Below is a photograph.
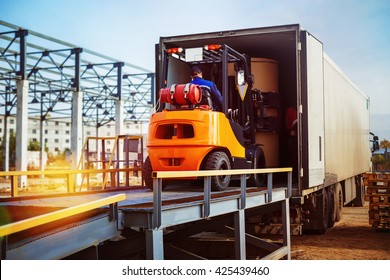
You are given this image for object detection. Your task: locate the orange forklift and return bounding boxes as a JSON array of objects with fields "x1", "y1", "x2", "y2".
[{"x1": 143, "y1": 44, "x2": 267, "y2": 191}]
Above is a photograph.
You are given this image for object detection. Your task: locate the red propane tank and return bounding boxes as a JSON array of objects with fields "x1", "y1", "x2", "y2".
[{"x1": 159, "y1": 83, "x2": 202, "y2": 106}]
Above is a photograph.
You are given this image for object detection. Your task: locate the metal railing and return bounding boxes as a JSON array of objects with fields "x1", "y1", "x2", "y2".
[
  {"x1": 151, "y1": 167, "x2": 292, "y2": 229},
  {"x1": 0, "y1": 193, "x2": 126, "y2": 237},
  {"x1": 0, "y1": 167, "x2": 141, "y2": 198}
]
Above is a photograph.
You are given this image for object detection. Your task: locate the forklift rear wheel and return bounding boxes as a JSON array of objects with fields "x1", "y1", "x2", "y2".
[{"x1": 143, "y1": 156, "x2": 169, "y2": 190}]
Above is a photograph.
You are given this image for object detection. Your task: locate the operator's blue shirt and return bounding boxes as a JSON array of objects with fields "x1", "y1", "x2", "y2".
[{"x1": 190, "y1": 76, "x2": 223, "y2": 110}]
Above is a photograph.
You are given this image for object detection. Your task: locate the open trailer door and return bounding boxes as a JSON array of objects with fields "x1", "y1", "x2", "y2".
[{"x1": 301, "y1": 31, "x2": 325, "y2": 189}]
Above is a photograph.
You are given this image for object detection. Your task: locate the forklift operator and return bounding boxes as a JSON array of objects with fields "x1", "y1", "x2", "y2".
[{"x1": 190, "y1": 66, "x2": 223, "y2": 111}]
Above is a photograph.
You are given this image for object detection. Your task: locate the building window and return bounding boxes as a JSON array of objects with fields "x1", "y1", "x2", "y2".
[
  {"x1": 45, "y1": 129, "x2": 48, "y2": 134},
  {"x1": 66, "y1": 130, "x2": 70, "y2": 134},
  {"x1": 55, "y1": 130, "x2": 59, "y2": 134},
  {"x1": 66, "y1": 139, "x2": 69, "y2": 143},
  {"x1": 9, "y1": 119, "x2": 14, "y2": 124},
  {"x1": 32, "y1": 129, "x2": 37, "y2": 134},
  {"x1": 55, "y1": 121, "x2": 59, "y2": 126},
  {"x1": 55, "y1": 139, "x2": 59, "y2": 143}
]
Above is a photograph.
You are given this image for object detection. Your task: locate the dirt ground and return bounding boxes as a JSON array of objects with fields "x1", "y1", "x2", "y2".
[
  {"x1": 1, "y1": 178, "x2": 389, "y2": 260},
  {"x1": 290, "y1": 202, "x2": 390, "y2": 260}
]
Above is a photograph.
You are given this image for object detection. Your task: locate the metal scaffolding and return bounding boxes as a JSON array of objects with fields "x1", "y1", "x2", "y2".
[{"x1": 0, "y1": 20, "x2": 154, "y2": 126}]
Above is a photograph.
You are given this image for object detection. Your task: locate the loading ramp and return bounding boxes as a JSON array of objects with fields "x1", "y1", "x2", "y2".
[{"x1": 0, "y1": 168, "x2": 292, "y2": 260}]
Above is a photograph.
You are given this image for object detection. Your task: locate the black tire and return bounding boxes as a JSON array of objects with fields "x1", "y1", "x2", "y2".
[
  {"x1": 320, "y1": 191, "x2": 329, "y2": 233},
  {"x1": 327, "y1": 186, "x2": 336, "y2": 228},
  {"x1": 302, "y1": 191, "x2": 329, "y2": 234},
  {"x1": 143, "y1": 156, "x2": 169, "y2": 190},
  {"x1": 353, "y1": 176, "x2": 365, "y2": 207},
  {"x1": 335, "y1": 183, "x2": 343, "y2": 222},
  {"x1": 248, "y1": 147, "x2": 266, "y2": 187},
  {"x1": 204, "y1": 151, "x2": 231, "y2": 191}
]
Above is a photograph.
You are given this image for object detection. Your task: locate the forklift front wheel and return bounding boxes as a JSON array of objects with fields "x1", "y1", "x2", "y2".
[{"x1": 204, "y1": 151, "x2": 231, "y2": 191}]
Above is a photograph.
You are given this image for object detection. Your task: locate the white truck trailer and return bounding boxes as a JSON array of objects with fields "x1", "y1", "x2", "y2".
[{"x1": 153, "y1": 24, "x2": 371, "y2": 233}]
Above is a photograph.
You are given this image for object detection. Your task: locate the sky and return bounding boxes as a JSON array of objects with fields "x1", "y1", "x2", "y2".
[{"x1": 1, "y1": 0, "x2": 389, "y2": 138}]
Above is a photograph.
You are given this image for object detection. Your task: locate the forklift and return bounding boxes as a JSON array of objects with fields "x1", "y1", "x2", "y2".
[{"x1": 143, "y1": 44, "x2": 267, "y2": 191}]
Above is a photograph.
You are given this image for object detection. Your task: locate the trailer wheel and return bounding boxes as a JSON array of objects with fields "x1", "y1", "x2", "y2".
[
  {"x1": 143, "y1": 156, "x2": 169, "y2": 190},
  {"x1": 204, "y1": 151, "x2": 231, "y2": 191},
  {"x1": 327, "y1": 186, "x2": 336, "y2": 228},
  {"x1": 335, "y1": 183, "x2": 343, "y2": 222},
  {"x1": 248, "y1": 147, "x2": 266, "y2": 187},
  {"x1": 353, "y1": 176, "x2": 365, "y2": 207},
  {"x1": 318, "y1": 191, "x2": 329, "y2": 234}
]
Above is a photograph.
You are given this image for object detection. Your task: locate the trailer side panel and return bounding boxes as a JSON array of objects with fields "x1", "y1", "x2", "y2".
[{"x1": 323, "y1": 54, "x2": 370, "y2": 190}]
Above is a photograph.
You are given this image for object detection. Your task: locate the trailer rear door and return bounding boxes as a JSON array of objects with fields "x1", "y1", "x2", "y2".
[{"x1": 301, "y1": 31, "x2": 325, "y2": 188}]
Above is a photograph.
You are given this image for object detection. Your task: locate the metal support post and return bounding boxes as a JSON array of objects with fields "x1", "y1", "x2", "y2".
[
  {"x1": 71, "y1": 90, "x2": 83, "y2": 184},
  {"x1": 234, "y1": 209, "x2": 246, "y2": 260},
  {"x1": 115, "y1": 100, "x2": 124, "y2": 186},
  {"x1": 222, "y1": 45, "x2": 228, "y2": 114},
  {"x1": 71, "y1": 48, "x2": 83, "y2": 186},
  {"x1": 115, "y1": 63, "x2": 124, "y2": 178},
  {"x1": 39, "y1": 94, "x2": 45, "y2": 176},
  {"x1": 267, "y1": 173, "x2": 273, "y2": 202},
  {"x1": 145, "y1": 229, "x2": 164, "y2": 260},
  {"x1": 287, "y1": 171, "x2": 292, "y2": 198},
  {"x1": 2, "y1": 110, "x2": 9, "y2": 173},
  {"x1": 240, "y1": 174, "x2": 246, "y2": 209},
  {"x1": 149, "y1": 73, "x2": 155, "y2": 106},
  {"x1": 15, "y1": 79, "x2": 28, "y2": 187},
  {"x1": 282, "y1": 198, "x2": 291, "y2": 260},
  {"x1": 16, "y1": 29, "x2": 28, "y2": 80},
  {"x1": 152, "y1": 178, "x2": 162, "y2": 229},
  {"x1": 203, "y1": 176, "x2": 211, "y2": 218}
]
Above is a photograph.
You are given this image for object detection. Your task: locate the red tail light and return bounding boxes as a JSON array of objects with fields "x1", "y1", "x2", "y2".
[
  {"x1": 204, "y1": 44, "x2": 221, "y2": 51},
  {"x1": 166, "y1": 47, "x2": 183, "y2": 54}
]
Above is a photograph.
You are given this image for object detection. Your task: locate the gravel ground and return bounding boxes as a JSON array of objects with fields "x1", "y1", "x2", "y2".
[{"x1": 291, "y1": 202, "x2": 390, "y2": 260}]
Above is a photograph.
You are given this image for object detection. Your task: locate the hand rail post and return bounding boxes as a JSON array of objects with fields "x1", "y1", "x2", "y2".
[
  {"x1": 287, "y1": 170, "x2": 292, "y2": 198},
  {"x1": 203, "y1": 176, "x2": 211, "y2": 218},
  {"x1": 152, "y1": 177, "x2": 162, "y2": 229},
  {"x1": 11, "y1": 175, "x2": 18, "y2": 197},
  {"x1": 267, "y1": 173, "x2": 273, "y2": 202},
  {"x1": 240, "y1": 174, "x2": 246, "y2": 209}
]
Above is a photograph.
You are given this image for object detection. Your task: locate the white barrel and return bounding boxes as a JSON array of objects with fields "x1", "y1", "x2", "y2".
[
  {"x1": 251, "y1": 58, "x2": 279, "y2": 167},
  {"x1": 251, "y1": 58, "x2": 279, "y2": 92}
]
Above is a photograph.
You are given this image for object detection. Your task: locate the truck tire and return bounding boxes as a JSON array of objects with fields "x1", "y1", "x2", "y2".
[
  {"x1": 143, "y1": 156, "x2": 169, "y2": 190},
  {"x1": 248, "y1": 147, "x2": 266, "y2": 187},
  {"x1": 204, "y1": 151, "x2": 231, "y2": 191},
  {"x1": 335, "y1": 183, "x2": 343, "y2": 222},
  {"x1": 317, "y1": 190, "x2": 329, "y2": 234},
  {"x1": 327, "y1": 186, "x2": 336, "y2": 228},
  {"x1": 353, "y1": 175, "x2": 365, "y2": 207}
]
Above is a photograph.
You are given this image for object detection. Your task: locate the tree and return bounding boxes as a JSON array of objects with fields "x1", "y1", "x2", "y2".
[
  {"x1": 380, "y1": 139, "x2": 390, "y2": 152},
  {"x1": 27, "y1": 139, "x2": 40, "y2": 151},
  {"x1": 374, "y1": 138, "x2": 390, "y2": 170}
]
